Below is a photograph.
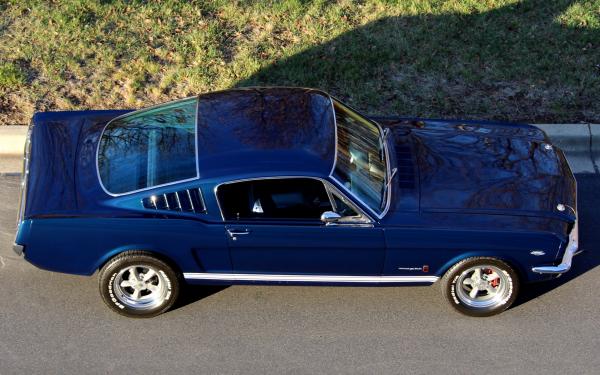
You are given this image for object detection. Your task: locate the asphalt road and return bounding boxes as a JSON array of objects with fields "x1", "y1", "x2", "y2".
[{"x1": 0, "y1": 174, "x2": 599, "y2": 374}]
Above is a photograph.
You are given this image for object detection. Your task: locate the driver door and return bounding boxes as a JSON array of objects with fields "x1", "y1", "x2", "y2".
[{"x1": 217, "y1": 177, "x2": 385, "y2": 275}]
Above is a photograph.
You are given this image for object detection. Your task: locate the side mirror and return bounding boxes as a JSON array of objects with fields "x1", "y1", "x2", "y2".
[{"x1": 320, "y1": 211, "x2": 342, "y2": 224}]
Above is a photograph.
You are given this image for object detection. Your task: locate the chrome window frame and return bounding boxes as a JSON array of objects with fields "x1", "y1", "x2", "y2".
[
  {"x1": 213, "y1": 176, "x2": 374, "y2": 224},
  {"x1": 95, "y1": 96, "x2": 201, "y2": 197},
  {"x1": 327, "y1": 97, "x2": 392, "y2": 220}
]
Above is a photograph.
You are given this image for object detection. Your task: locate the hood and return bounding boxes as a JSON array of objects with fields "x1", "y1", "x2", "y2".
[{"x1": 381, "y1": 118, "x2": 576, "y2": 219}]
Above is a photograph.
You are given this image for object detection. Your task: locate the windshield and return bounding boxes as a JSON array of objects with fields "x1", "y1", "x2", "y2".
[{"x1": 332, "y1": 100, "x2": 387, "y2": 214}]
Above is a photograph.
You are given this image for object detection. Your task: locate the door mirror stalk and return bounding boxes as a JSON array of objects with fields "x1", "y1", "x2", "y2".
[{"x1": 320, "y1": 211, "x2": 342, "y2": 224}]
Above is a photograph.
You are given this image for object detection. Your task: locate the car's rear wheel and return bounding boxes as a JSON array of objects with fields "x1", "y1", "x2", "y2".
[
  {"x1": 99, "y1": 251, "x2": 180, "y2": 318},
  {"x1": 441, "y1": 257, "x2": 519, "y2": 317}
]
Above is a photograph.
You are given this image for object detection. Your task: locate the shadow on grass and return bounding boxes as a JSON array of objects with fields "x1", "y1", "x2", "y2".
[
  {"x1": 174, "y1": 0, "x2": 599, "y2": 309},
  {"x1": 233, "y1": 0, "x2": 600, "y2": 308},
  {"x1": 514, "y1": 173, "x2": 600, "y2": 307},
  {"x1": 236, "y1": 0, "x2": 598, "y2": 123}
]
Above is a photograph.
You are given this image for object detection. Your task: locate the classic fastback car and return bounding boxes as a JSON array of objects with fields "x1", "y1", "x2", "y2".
[{"x1": 14, "y1": 87, "x2": 578, "y2": 318}]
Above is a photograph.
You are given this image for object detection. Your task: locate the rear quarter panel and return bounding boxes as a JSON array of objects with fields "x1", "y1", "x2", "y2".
[{"x1": 21, "y1": 218, "x2": 229, "y2": 276}]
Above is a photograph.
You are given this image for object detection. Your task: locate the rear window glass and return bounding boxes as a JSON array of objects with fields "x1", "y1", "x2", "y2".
[{"x1": 98, "y1": 97, "x2": 198, "y2": 194}]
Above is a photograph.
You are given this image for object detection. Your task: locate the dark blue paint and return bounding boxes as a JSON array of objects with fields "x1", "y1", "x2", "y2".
[
  {"x1": 382, "y1": 227, "x2": 561, "y2": 280},
  {"x1": 195, "y1": 88, "x2": 336, "y2": 179},
  {"x1": 225, "y1": 223, "x2": 385, "y2": 275},
  {"x1": 21, "y1": 218, "x2": 227, "y2": 275},
  {"x1": 15, "y1": 88, "x2": 576, "y2": 286}
]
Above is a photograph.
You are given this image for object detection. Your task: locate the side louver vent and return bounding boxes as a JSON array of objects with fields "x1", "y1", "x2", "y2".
[{"x1": 142, "y1": 188, "x2": 206, "y2": 213}]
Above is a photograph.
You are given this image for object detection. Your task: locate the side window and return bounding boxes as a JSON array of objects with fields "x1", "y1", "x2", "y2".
[
  {"x1": 331, "y1": 191, "x2": 359, "y2": 218},
  {"x1": 217, "y1": 178, "x2": 332, "y2": 221},
  {"x1": 98, "y1": 97, "x2": 198, "y2": 194}
]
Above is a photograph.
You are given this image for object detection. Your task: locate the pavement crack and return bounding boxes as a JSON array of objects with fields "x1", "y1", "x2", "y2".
[{"x1": 0, "y1": 255, "x2": 5, "y2": 269}]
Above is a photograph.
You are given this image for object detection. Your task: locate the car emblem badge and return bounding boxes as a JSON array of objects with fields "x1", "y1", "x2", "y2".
[{"x1": 397, "y1": 266, "x2": 429, "y2": 272}]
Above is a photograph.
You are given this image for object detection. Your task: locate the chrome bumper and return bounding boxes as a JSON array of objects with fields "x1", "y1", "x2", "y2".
[{"x1": 532, "y1": 220, "x2": 579, "y2": 274}]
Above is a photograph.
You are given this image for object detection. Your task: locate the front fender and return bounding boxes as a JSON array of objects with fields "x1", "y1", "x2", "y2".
[{"x1": 383, "y1": 227, "x2": 562, "y2": 282}]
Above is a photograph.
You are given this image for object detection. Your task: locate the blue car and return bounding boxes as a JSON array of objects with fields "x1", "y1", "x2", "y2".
[{"x1": 13, "y1": 87, "x2": 578, "y2": 318}]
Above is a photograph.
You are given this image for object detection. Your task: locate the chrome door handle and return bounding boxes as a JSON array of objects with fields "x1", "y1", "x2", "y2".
[{"x1": 227, "y1": 229, "x2": 251, "y2": 239}]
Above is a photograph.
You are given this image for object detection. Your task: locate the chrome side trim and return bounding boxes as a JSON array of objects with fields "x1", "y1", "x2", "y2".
[
  {"x1": 95, "y1": 96, "x2": 201, "y2": 197},
  {"x1": 532, "y1": 219, "x2": 579, "y2": 274},
  {"x1": 183, "y1": 273, "x2": 439, "y2": 283}
]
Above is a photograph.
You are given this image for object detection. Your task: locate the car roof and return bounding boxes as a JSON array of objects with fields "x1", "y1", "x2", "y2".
[{"x1": 195, "y1": 87, "x2": 337, "y2": 181}]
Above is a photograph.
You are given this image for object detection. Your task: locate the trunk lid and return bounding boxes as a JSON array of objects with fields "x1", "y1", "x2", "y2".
[{"x1": 21, "y1": 110, "x2": 131, "y2": 219}]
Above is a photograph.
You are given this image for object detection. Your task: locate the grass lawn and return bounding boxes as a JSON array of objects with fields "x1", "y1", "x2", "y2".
[{"x1": 0, "y1": 0, "x2": 598, "y2": 125}]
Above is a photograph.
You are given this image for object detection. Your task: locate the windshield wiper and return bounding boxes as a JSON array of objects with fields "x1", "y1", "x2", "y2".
[
  {"x1": 387, "y1": 167, "x2": 397, "y2": 190},
  {"x1": 382, "y1": 167, "x2": 397, "y2": 210},
  {"x1": 382, "y1": 128, "x2": 391, "y2": 144},
  {"x1": 377, "y1": 128, "x2": 390, "y2": 161},
  {"x1": 379, "y1": 127, "x2": 395, "y2": 211}
]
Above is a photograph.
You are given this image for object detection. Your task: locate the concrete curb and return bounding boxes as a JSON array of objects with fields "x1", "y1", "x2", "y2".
[
  {"x1": 0, "y1": 124, "x2": 599, "y2": 174},
  {"x1": 0, "y1": 126, "x2": 27, "y2": 175},
  {"x1": 0, "y1": 126, "x2": 27, "y2": 156},
  {"x1": 536, "y1": 124, "x2": 599, "y2": 174}
]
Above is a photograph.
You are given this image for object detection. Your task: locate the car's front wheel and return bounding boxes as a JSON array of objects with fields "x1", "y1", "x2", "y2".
[
  {"x1": 99, "y1": 251, "x2": 180, "y2": 318},
  {"x1": 441, "y1": 257, "x2": 519, "y2": 317}
]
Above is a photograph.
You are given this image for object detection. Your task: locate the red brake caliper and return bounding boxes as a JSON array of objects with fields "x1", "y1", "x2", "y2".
[{"x1": 484, "y1": 268, "x2": 500, "y2": 288}]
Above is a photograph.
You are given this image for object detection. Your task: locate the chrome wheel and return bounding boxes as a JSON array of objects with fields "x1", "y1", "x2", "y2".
[
  {"x1": 455, "y1": 265, "x2": 512, "y2": 309},
  {"x1": 112, "y1": 265, "x2": 168, "y2": 310}
]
